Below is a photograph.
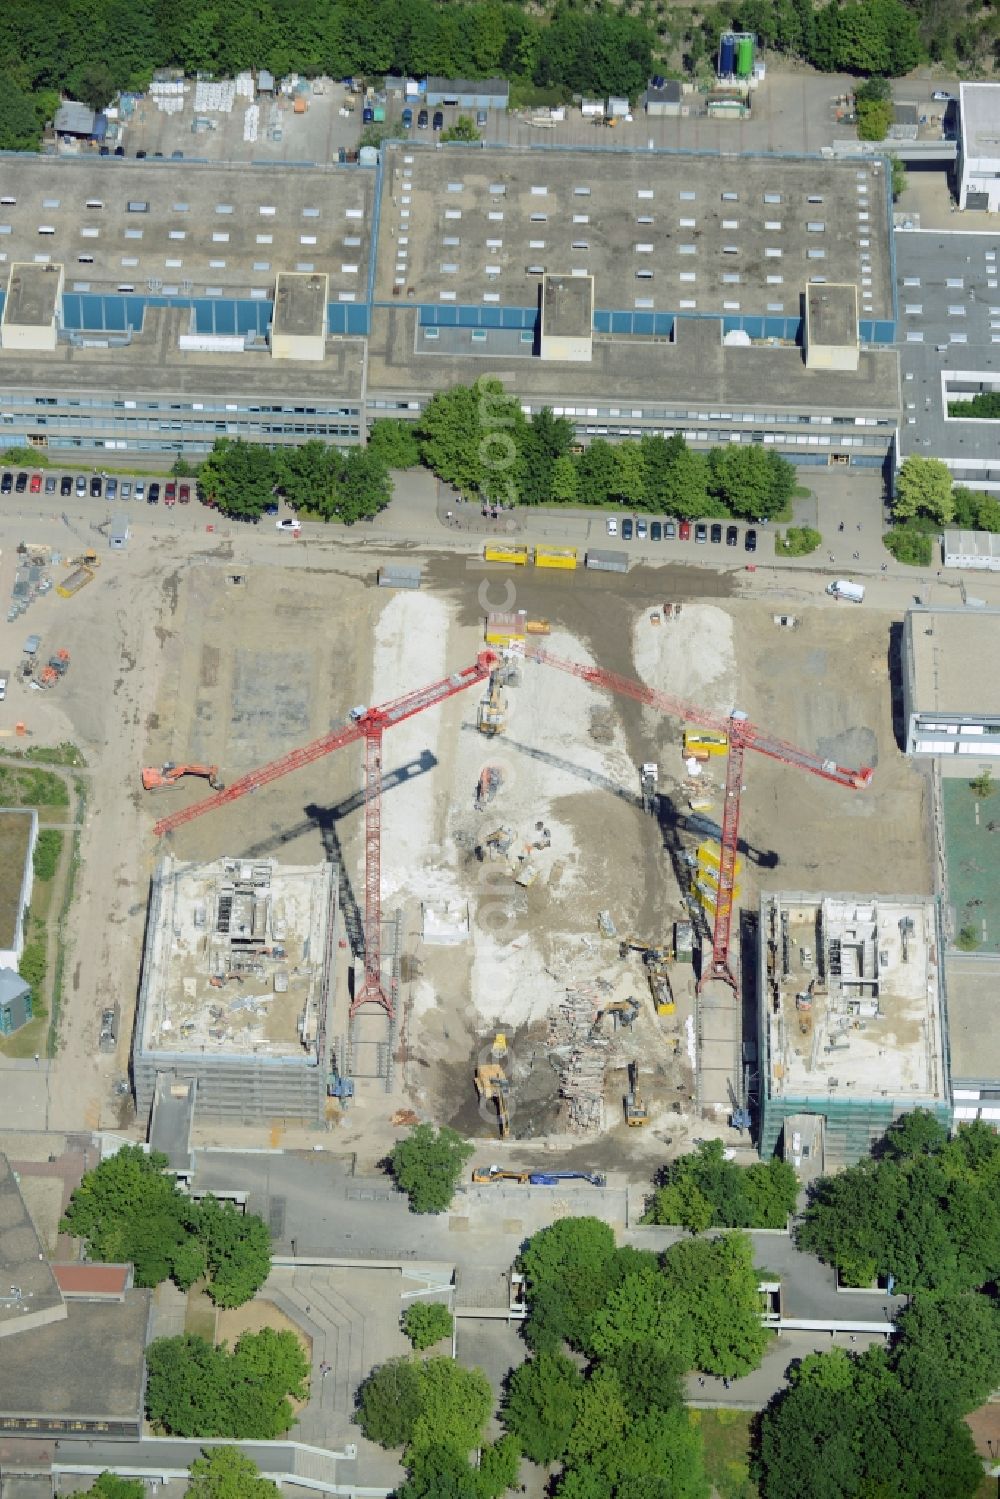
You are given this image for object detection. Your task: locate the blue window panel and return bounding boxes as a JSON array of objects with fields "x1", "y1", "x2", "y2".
[
  {"x1": 632, "y1": 312, "x2": 655, "y2": 337},
  {"x1": 593, "y1": 310, "x2": 611, "y2": 333},
  {"x1": 213, "y1": 301, "x2": 236, "y2": 336},
  {"x1": 479, "y1": 306, "x2": 503, "y2": 329},
  {"x1": 347, "y1": 305, "x2": 369, "y2": 335},
  {"x1": 609, "y1": 312, "x2": 632, "y2": 334},
  {"x1": 81, "y1": 293, "x2": 104, "y2": 329},
  {"x1": 103, "y1": 300, "x2": 126, "y2": 333}
]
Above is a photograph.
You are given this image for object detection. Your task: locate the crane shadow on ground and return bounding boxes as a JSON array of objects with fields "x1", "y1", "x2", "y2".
[{"x1": 238, "y1": 748, "x2": 438, "y2": 958}]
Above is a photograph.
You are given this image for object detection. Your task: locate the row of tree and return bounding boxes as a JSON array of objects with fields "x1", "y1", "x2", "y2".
[
  {"x1": 396, "y1": 380, "x2": 797, "y2": 517},
  {"x1": 756, "y1": 1292, "x2": 1000, "y2": 1498},
  {"x1": 60, "y1": 1145, "x2": 272, "y2": 1307},
  {"x1": 145, "y1": 1327, "x2": 309, "y2": 1439},
  {"x1": 797, "y1": 1110, "x2": 1000, "y2": 1293},
  {"x1": 0, "y1": 0, "x2": 653, "y2": 147},
  {"x1": 644, "y1": 1136, "x2": 799, "y2": 1230},
  {"x1": 70, "y1": 1448, "x2": 283, "y2": 1499},
  {"x1": 693, "y1": 0, "x2": 923, "y2": 76},
  {"x1": 198, "y1": 437, "x2": 392, "y2": 523}
]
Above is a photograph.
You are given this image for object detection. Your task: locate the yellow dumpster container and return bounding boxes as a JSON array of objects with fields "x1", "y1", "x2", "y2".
[
  {"x1": 484, "y1": 544, "x2": 530, "y2": 565},
  {"x1": 534, "y1": 546, "x2": 578, "y2": 570}
]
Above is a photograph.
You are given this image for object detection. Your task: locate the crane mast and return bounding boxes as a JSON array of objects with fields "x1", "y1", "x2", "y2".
[
  {"x1": 155, "y1": 651, "x2": 497, "y2": 1018},
  {"x1": 527, "y1": 647, "x2": 872, "y2": 993}
]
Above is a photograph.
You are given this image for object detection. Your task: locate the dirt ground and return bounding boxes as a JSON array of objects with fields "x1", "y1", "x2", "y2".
[{"x1": 0, "y1": 510, "x2": 932, "y2": 1165}]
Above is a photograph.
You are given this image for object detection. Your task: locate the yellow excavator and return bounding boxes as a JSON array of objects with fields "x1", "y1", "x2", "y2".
[
  {"x1": 625, "y1": 1061, "x2": 649, "y2": 1127},
  {"x1": 475, "y1": 1061, "x2": 511, "y2": 1137},
  {"x1": 476, "y1": 667, "x2": 507, "y2": 736},
  {"x1": 471, "y1": 1165, "x2": 530, "y2": 1184}
]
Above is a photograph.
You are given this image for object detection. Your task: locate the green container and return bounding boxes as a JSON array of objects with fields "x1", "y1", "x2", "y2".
[
  {"x1": 736, "y1": 37, "x2": 754, "y2": 76},
  {"x1": 373, "y1": 106, "x2": 386, "y2": 122}
]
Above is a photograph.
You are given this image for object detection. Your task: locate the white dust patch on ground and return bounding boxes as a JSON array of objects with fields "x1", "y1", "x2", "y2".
[
  {"x1": 371, "y1": 590, "x2": 459, "y2": 905},
  {"x1": 632, "y1": 603, "x2": 737, "y2": 711},
  {"x1": 458, "y1": 629, "x2": 637, "y2": 1028}
]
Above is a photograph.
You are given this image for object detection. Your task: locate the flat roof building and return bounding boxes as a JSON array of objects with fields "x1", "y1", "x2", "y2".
[
  {"x1": 945, "y1": 951, "x2": 1000, "y2": 1127},
  {"x1": 133, "y1": 855, "x2": 338, "y2": 1124},
  {"x1": 957, "y1": 82, "x2": 1000, "y2": 212},
  {"x1": 804, "y1": 283, "x2": 859, "y2": 372},
  {"x1": 0, "y1": 147, "x2": 898, "y2": 466},
  {"x1": 757, "y1": 893, "x2": 951, "y2": 1165},
  {"x1": 895, "y1": 229, "x2": 1000, "y2": 492},
  {"x1": 901, "y1": 606, "x2": 1000, "y2": 768}
]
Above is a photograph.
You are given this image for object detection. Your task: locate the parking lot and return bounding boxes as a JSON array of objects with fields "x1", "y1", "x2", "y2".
[{"x1": 0, "y1": 465, "x2": 196, "y2": 506}]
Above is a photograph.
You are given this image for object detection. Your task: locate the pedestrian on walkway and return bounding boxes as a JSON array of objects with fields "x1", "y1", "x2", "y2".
[
  {"x1": 852, "y1": 551, "x2": 860, "y2": 560},
  {"x1": 838, "y1": 521, "x2": 844, "y2": 532},
  {"x1": 857, "y1": 523, "x2": 862, "y2": 532}
]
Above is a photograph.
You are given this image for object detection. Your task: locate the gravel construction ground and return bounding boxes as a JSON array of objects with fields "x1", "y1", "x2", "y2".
[{"x1": 0, "y1": 510, "x2": 932, "y2": 1164}]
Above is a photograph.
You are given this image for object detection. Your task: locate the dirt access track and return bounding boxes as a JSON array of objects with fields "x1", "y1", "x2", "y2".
[{"x1": 0, "y1": 510, "x2": 931, "y2": 1164}]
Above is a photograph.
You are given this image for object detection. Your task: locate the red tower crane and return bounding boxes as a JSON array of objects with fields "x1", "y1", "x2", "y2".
[
  {"x1": 153, "y1": 651, "x2": 498, "y2": 1019},
  {"x1": 526, "y1": 647, "x2": 873, "y2": 994}
]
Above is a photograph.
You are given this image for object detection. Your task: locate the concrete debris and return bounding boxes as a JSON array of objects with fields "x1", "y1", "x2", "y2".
[{"x1": 547, "y1": 985, "x2": 611, "y2": 1132}]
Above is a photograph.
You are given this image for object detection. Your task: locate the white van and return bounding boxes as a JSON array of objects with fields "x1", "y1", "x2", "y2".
[{"x1": 825, "y1": 580, "x2": 865, "y2": 604}]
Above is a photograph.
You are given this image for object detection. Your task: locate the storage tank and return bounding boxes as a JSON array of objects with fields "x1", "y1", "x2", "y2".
[
  {"x1": 736, "y1": 36, "x2": 754, "y2": 77},
  {"x1": 718, "y1": 33, "x2": 736, "y2": 77}
]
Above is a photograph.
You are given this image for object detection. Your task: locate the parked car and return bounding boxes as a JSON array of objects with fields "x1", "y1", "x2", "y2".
[
  {"x1": 695, "y1": 522, "x2": 707, "y2": 543},
  {"x1": 0, "y1": 473, "x2": 11, "y2": 494},
  {"x1": 121, "y1": 481, "x2": 132, "y2": 499},
  {"x1": 99, "y1": 1006, "x2": 117, "y2": 1053},
  {"x1": 134, "y1": 481, "x2": 145, "y2": 501},
  {"x1": 402, "y1": 107, "x2": 413, "y2": 128},
  {"x1": 179, "y1": 483, "x2": 190, "y2": 503},
  {"x1": 165, "y1": 481, "x2": 176, "y2": 506},
  {"x1": 276, "y1": 517, "x2": 301, "y2": 532},
  {"x1": 932, "y1": 90, "x2": 953, "y2": 101},
  {"x1": 726, "y1": 524, "x2": 738, "y2": 546},
  {"x1": 90, "y1": 475, "x2": 102, "y2": 497},
  {"x1": 477, "y1": 110, "x2": 487, "y2": 127},
  {"x1": 148, "y1": 482, "x2": 160, "y2": 504},
  {"x1": 710, "y1": 522, "x2": 722, "y2": 544},
  {"x1": 622, "y1": 518, "x2": 634, "y2": 540},
  {"x1": 664, "y1": 520, "x2": 676, "y2": 539},
  {"x1": 106, "y1": 477, "x2": 117, "y2": 500},
  {"x1": 44, "y1": 475, "x2": 56, "y2": 494},
  {"x1": 636, "y1": 519, "x2": 648, "y2": 540},
  {"x1": 15, "y1": 472, "x2": 27, "y2": 493},
  {"x1": 418, "y1": 109, "x2": 428, "y2": 128},
  {"x1": 60, "y1": 475, "x2": 72, "y2": 497},
  {"x1": 433, "y1": 110, "x2": 444, "y2": 130},
  {"x1": 362, "y1": 106, "x2": 374, "y2": 124},
  {"x1": 75, "y1": 475, "x2": 87, "y2": 496},
  {"x1": 29, "y1": 473, "x2": 42, "y2": 493},
  {"x1": 606, "y1": 516, "x2": 618, "y2": 536},
  {"x1": 650, "y1": 520, "x2": 662, "y2": 541},
  {"x1": 744, "y1": 527, "x2": 757, "y2": 552},
  {"x1": 114, "y1": 145, "x2": 124, "y2": 156},
  {"x1": 678, "y1": 520, "x2": 691, "y2": 540}
]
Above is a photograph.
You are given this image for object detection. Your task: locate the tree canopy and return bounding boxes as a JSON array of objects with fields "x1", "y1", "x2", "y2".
[
  {"x1": 145, "y1": 1328, "x2": 309, "y2": 1439},
  {"x1": 356, "y1": 1354, "x2": 492, "y2": 1462},
  {"x1": 644, "y1": 1139, "x2": 799, "y2": 1231},
  {"x1": 59, "y1": 1145, "x2": 272, "y2": 1307},
  {"x1": 186, "y1": 1447, "x2": 281, "y2": 1498},
  {"x1": 797, "y1": 1113, "x2": 1000, "y2": 1293},
  {"x1": 197, "y1": 438, "x2": 393, "y2": 524},
  {"x1": 402, "y1": 1301, "x2": 454, "y2": 1351},
  {"x1": 893, "y1": 455, "x2": 955, "y2": 527},
  {"x1": 387, "y1": 1123, "x2": 473, "y2": 1214},
  {"x1": 66, "y1": 1476, "x2": 144, "y2": 1499}
]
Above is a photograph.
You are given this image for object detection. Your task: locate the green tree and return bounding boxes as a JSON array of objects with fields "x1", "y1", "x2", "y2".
[
  {"x1": 660, "y1": 1233, "x2": 770, "y2": 1377},
  {"x1": 549, "y1": 454, "x2": 581, "y2": 504},
  {"x1": 708, "y1": 445, "x2": 794, "y2": 520},
  {"x1": 396, "y1": 1446, "x2": 481, "y2": 1499},
  {"x1": 331, "y1": 446, "x2": 393, "y2": 523},
  {"x1": 388, "y1": 1123, "x2": 473, "y2": 1214},
  {"x1": 613, "y1": 441, "x2": 647, "y2": 507},
  {"x1": 409, "y1": 1356, "x2": 492, "y2": 1458},
  {"x1": 367, "y1": 418, "x2": 422, "y2": 469},
  {"x1": 476, "y1": 1433, "x2": 522, "y2": 1498},
  {"x1": 774, "y1": 526, "x2": 822, "y2": 558},
  {"x1": 198, "y1": 439, "x2": 278, "y2": 520},
  {"x1": 502, "y1": 1349, "x2": 583, "y2": 1463},
  {"x1": 889, "y1": 153, "x2": 908, "y2": 201},
  {"x1": 576, "y1": 438, "x2": 619, "y2": 507},
  {"x1": 894, "y1": 456, "x2": 954, "y2": 526},
  {"x1": 145, "y1": 1330, "x2": 306, "y2": 1440},
  {"x1": 196, "y1": 1196, "x2": 272, "y2": 1308},
  {"x1": 519, "y1": 1216, "x2": 619, "y2": 1354},
  {"x1": 32, "y1": 829, "x2": 63, "y2": 881},
  {"x1": 66, "y1": 1476, "x2": 145, "y2": 1499},
  {"x1": 892, "y1": 1291, "x2": 1000, "y2": 1414},
  {"x1": 357, "y1": 1357, "x2": 424, "y2": 1449},
  {"x1": 440, "y1": 115, "x2": 481, "y2": 142},
  {"x1": 883, "y1": 526, "x2": 933, "y2": 566},
  {"x1": 276, "y1": 439, "x2": 340, "y2": 513},
  {"x1": 402, "y1": 1301, "x2": 454, "y2": 1351},
  {"x1": 185, "y1": 1447, "x2": 280, "y2": 1498},
  {"x1": 590, "y1": 1261, "x2": 694, "y2": 1371},
  {"x1": 59, "y1": 1144, "x2": 192, "y2": 1288},
  {"x1": 645, "y1": 1141, "x2": 797, "y2": 1230},
  {"x1": 0, "y1": 73, "x2": 44, "y2": 151}
]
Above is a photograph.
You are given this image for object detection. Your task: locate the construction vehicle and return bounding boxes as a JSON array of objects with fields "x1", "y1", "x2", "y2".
[
  {"x1": 592, "y1": 997, "x2": 639, "y2": 1033},
  {"x1": 475, "y1": 1061, "x2": 511, "y2": 1138},
  {"x1": 727, "y1": 1077, "x2": 751, "y2": 1133},
  {"x1": 619, "y1": 935, "x2": 670, "y2": 963},
  {"x1": 480, "y1": 825, "x2": 514, "y2": 860},
  {"x1": 142, "y1": 762, "x2": 224, "y2": 791},
  {"x1": 525, "y1": 618, "x2": 551, "y2": 635},
  {"x1": 35, "y1": 650, "x2": 70, "y2": 689},
  {"x1": 640, "y1": 762, "x2": 658, "y2": 814},
  {"x1": 472, "y1": 1165, "x2": 530, "y2": 1184},
  {"x1": 527, "y1": 646, "x2": 872, "y2": 996},
  {"x1": 683, "y1": 729, "x2": 728, "y2": 760},
  {"x1": 57, "y1": 566, "x2": 96, "y2": 599},
  {"x1": 529, "y1": 1171, "x2": 606, "y2": 1187},
  {"x1": 477, "y1": 666, "x2": 507, "y2": 736},
  {"x1": 476, "y1": 766, "x2": 502, "y2": 807},
  {"x1": 625, "y1": 1061, "x2": 649, "y2": 1127},
  {"x1": 646, "y1": 960, "x2": 675, "y2": 1016}
]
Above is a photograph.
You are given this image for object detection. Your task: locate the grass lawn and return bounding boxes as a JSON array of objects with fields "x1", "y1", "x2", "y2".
[
  {"x1": 0, "y1": 766, "x2": 68, "y2": 808},
  {"x1": 691, "y1": 1407, "x2": 758, "y2": 1499},
  {"x1": 185, "y1": 1284, "x2": 219, "y2": 1343},
  {"x1": 0, "y1": 811, "x2": 33, "y2": 950}
]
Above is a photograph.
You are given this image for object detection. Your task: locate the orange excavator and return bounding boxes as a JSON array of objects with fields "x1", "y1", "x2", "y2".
[{"x1": 142, "y1": 763, "x2": 224, "y2": 791}]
